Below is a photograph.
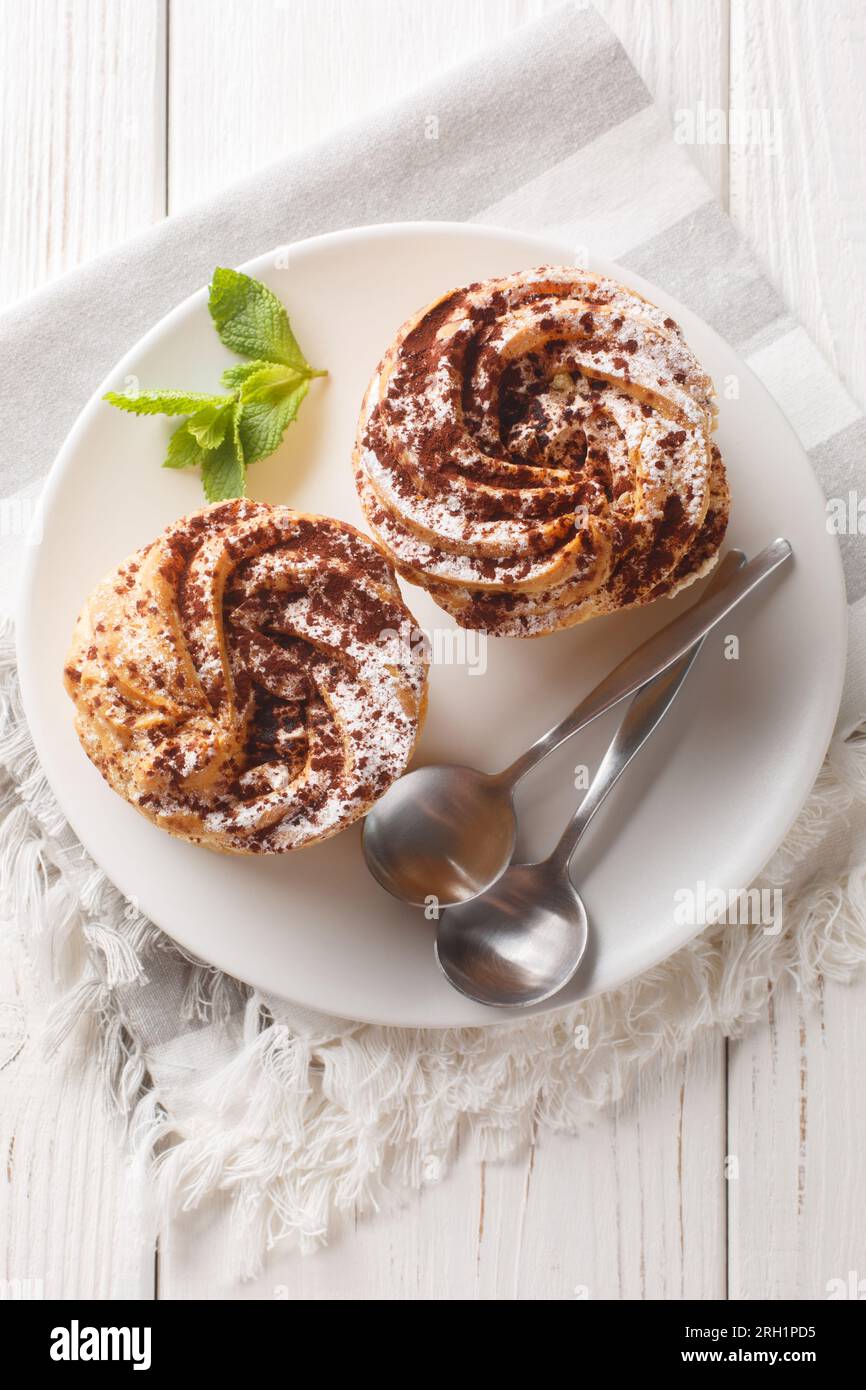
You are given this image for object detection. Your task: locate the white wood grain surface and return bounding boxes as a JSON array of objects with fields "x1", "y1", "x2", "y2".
[
  {"x1": 0, "y1": 0, "x2": 166, "y2": 1301},
  {"x1": 0, "y1": 0, "x2": 166, "y2": 306},
  {"x1": 725, "y1": 0, "x2": 866, "y2": 1302},
  {"x1": 1, "y1": 0, "x2": 864, "y2": 1301}
]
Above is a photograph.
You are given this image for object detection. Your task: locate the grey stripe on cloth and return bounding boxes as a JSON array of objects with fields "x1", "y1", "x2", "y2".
[
  {"x1": 621, "y1": 201, "x2": 789, "y2": 349},
  {"x1": 0, "y1": 2, "x2": 647, "y2": 495},
  {"x1": 736, "y1": 312, "x2": 801, "y2": 362},
  {"x1": 839, "y1": 590, "x2": 866, "y2": 736},
  {"x1": 810, "y1": 419, "x2": 866, "y2": 602}
]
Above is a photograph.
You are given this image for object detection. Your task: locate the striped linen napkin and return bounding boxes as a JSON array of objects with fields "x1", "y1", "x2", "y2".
[{"x1": 2, "y1": 1, "x2": 865, "y2": 1268}]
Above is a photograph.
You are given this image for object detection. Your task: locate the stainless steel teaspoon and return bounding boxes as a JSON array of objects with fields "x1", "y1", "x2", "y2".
[{"x1": 362, "y1": 539, "x2": 792, "y2": 908}]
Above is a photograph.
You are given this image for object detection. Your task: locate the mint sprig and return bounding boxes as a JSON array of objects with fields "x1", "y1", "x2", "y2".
[{"x1": 103, "y1": 267, "x2": 326, "y2": 501}]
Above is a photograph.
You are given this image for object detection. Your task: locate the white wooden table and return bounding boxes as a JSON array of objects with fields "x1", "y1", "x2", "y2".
[{"x1": 2, "y1": 0, "x2": 865, "y2": 1301}]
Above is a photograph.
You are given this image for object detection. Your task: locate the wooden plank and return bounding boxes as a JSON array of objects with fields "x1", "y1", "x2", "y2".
[
  {"x1": 508, "y1": 1035, "x2": 726, "y2": 1301},
  {"x1": 726, "y1": 0, "x2": 866, "y2": 1298},
  {"x1": 728, "y1": 975, "x2": 866, "y2": 1299},
  {"x1": 0, "y1": 0, "x2": 166, "y2": 1299},
  {"x1": 0, "y1": 924, "x2": 155, "y2": 1298},
  {"x1": 0, "y1": 0, "x2": 167, "y2": 305},
  {"x1": 729, "y1": 0, "x2": 866, "y2": 399}
]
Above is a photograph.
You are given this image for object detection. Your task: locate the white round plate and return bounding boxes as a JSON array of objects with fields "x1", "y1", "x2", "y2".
[{"x1": 17, "y1": 222, "x2": 846, "y2": 1027}]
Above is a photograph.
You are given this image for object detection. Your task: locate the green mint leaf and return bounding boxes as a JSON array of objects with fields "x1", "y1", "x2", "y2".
[
  {"x1": 236, "y1": 365, "x2": 310, "y2": 464},
  {"x1": 209, "y1": 267, "x2": 315, "y2": 372},
  {"x1": 200, "y1": 432, "x2": 246, "y2": 502},
  {"x1": 220, "y1": 360, "x2": 272, "y2": 389},
  {"x1": 104, "y1": 390, "x2": 226, "y2": 417},
  {"x1": 163, "y1": 421, "x2": 206, "y2": 470},
  {"x1": 186, "y1": 397, "x2": 236, "y2": 449}
]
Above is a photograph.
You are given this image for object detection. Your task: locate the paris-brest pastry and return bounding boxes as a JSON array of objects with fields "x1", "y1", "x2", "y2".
[
  {"x1": 64, "y1": 501, "x2": 428, "y2": 853},
  {"x1": 354, "y1": 267, "x2": 729, "y2": 638}
]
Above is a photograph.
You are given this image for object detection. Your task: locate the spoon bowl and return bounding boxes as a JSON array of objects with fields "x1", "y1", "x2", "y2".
[
  {"x1": 362, "y1": 764, "x2": 517, "y2": 907},
  {"x1": 435, "y1": 861, "x2": 589, "y2": 1007}
]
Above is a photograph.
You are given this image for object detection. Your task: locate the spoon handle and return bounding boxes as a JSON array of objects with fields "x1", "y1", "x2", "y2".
[
  {"x1": 546, "y1": 550, "x2": 747, "y2": 875},
  {"x1": 500, "y1": 538, "x2": 791, "y2": 788}
]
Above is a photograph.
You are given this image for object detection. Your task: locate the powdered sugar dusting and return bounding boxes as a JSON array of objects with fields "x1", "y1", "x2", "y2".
[
  {"x1": 64, "y1": 501, "x2": 428, "y2": 854},
  {"x1": 353, "y1": 266, "x2": 729, "y2": 637}
]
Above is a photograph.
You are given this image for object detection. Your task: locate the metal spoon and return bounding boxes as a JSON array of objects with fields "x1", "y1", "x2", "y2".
[
  {"x1": 363, "y1": 540, "x2": 792, "y2": 907},
  {"x1": 435, "y1": 550, "x2": 747, "y2": 1007}
]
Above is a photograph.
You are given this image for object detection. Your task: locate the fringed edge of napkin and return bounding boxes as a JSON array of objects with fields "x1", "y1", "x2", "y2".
[{"x1": 3, "y1": 616, "x2": 866, "y2": 1274}]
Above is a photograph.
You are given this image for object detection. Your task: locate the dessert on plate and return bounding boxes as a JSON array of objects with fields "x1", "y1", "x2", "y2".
[
  {"x1": 354, "y1": 266, "x2": 729, "y2": 637},
  {"x1": 64, "y1": 500, "x2": 428, "y2": 854}
]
